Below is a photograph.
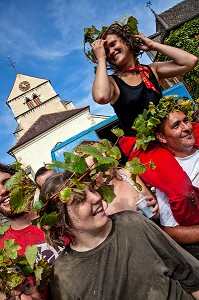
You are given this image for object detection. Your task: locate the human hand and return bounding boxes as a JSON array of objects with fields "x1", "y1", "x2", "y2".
[
  {"x1": 7, "y1": 291, "x2": 41, "y2": 300},
  {"x1": 134, "y1": 32, "x2": 157, "y2": 51},
  {"x1": 146, "y1": 196, "x2": 160, "y2": 219},
  {"x1": 91, "y1": 39, "x2": 107, "y2": 62},
  {"x1": 7, "y1": 280, "x2": 41, "y2": 300}
]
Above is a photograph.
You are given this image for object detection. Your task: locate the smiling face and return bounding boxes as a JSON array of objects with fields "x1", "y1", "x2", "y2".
[
  {"x1": 156, "y1": 110, "x2": 195, "y2": 157},
  {"x1": 0, "y1": 171, "x2": 11, "y2": 216},
  {"x1": 66, "y1": 188, "x2": 109, "y2": 235},
  {"x1": 104, "y1": 34, "x2": 134, "y2": 68}
]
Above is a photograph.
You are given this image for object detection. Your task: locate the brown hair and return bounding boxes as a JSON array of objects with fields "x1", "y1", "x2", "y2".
[
  {"x1": 40, "y1": 170, "x2": 74, "y2": 246},
  {"x1": 101, "y1": 23, "x2": 142, "y2": 68}
]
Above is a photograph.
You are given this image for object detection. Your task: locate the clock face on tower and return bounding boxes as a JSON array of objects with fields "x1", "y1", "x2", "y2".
[{"x1": 19, "y1": 81, "x2": 31, "y2": 92}]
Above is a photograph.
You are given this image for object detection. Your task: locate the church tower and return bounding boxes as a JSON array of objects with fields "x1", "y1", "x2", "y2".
[
  {"x1": 7, "y1": 73, "x2": 74, "y2": 139},
  {"x1": 7, "y1": 72, "x2": 108, "y2": 176}
]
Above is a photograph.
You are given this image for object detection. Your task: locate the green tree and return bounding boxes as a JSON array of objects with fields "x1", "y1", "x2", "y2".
[{"x1": 156, "y1": 17, "x2": 199, "y2": 100}]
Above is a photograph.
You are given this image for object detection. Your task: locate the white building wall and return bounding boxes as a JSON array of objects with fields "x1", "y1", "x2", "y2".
[
  {"x1": 16, "y1": 97, "x2": 67, "y2": 138},
  {"x1": 12, "y1": 112, "x2": 107, "y2": 174}
]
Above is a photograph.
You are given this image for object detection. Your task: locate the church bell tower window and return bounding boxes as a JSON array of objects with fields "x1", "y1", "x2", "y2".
[
  {"x1": 33, "y1": 94, "x2": 41, "y2": 105},
  {"x1": 25, "y1": 97, "x2": 35, "y2": 109}
]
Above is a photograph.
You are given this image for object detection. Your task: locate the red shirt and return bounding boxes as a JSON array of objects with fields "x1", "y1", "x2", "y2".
[{"x1": 119, "y1": 123, "x2": 199, "y2": 226}]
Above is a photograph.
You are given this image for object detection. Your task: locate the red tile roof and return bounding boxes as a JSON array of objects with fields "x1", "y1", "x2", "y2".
[{"x1": 8, "y1": 107, "x2": 89, "y2": 152}]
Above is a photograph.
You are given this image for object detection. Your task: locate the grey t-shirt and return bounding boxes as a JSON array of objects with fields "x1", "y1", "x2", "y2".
[{"x1": 48, "y1": 212, "x2": 199, "y2": 300}]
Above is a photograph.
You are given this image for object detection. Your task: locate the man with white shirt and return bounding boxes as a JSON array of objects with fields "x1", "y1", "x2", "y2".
[{"x1": 155, "y1": 109, "x2": 199, "y2": 257}]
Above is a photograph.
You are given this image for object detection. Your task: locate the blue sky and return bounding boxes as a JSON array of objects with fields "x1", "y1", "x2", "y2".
[{"x1": 0, "y1": 0, "x2": 181, "y2": 164}]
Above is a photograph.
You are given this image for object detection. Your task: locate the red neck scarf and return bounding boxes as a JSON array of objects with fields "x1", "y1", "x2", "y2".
[{"x1": 120, "y1": 64, "x2": 160, "y2": 94}]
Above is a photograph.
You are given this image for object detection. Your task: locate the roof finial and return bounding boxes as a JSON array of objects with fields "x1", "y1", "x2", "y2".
[
  {"x1": 7, "y1": 56, "x2": 18, "y2": 74},
  {"x1": 146, "y1": 2, "x2": 156, "y2": 15}
]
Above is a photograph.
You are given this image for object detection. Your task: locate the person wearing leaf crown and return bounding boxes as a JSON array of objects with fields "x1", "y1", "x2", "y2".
[
  {"x1": 119, "y1": 96, "x2": 199, "y2": 227},
  {"x1": 39, "y1": 171, "x2": 199, "y2": 300},
  {"x1": 0, "y1": 163, "x2": 69, "y2": 300},
  {"x1": 85, "y1": 17, "x2": 199, "y2": 225},
  {"x1": 149, "y1": 103, "x2": 199, "y2": 259},
  {"x1": 85, "y1": 16, "x2": 198, "y2": 136},
  {"x1": 74, "y1": 140, "x2": 159, "y2": 218}
]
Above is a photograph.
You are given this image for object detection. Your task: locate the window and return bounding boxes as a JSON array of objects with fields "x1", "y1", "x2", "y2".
[
  {"x1": 25, "y1": 97, "x2": 35, "y2": 109},
  {"x1": 32, "y1": 94, "x2": 41, "y2": 105}
]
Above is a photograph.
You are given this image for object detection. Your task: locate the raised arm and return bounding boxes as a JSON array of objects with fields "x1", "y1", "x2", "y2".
[
  {"x1": 136, "y1": 33, "x2": 198, "y2": 80},
  {"x1": 91, "y1": 39, "x2": 119, "y2": 104}
]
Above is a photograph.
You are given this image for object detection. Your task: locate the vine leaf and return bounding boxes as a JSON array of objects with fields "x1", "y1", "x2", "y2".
[
  {"x1": 34, "y1": 265, "x2": 43, "y2": 283},
  {"x1": 97, "y1": 183, "x2": 116, "y2": 203},
  {"x1": 0, "y1": 224, "x2": 9, "y2": 236},
  {"x1": 111, "y1": 128, "x2": 124, "y2": 138},
  {"x1": 125, "y1": 158, "x2": 147, "y2": 176},
  {"x1": 24, "y1": 245, "x2": 37, "y2": 270},
  {"x1": 4, "y1": 239, "x2": 21, "y2": 260},
  {"x1": 40, "y1": 212, "x2": 58, "y2": 226},
  {"x1": 4, "y1": 168, "x2": 37, "y2": 214},
  {"x1": 60, "y1": 187, "x2": 72, "y2": 202}
]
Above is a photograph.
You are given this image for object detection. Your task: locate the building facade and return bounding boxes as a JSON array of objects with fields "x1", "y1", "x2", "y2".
[{"x1": 7, "y1": 73, "x2": 109, "y2": 176}]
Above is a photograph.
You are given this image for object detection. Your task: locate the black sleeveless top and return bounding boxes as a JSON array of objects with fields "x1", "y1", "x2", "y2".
[{"x1": 111, "y1": 65, "x2": 162, "y2": 136}]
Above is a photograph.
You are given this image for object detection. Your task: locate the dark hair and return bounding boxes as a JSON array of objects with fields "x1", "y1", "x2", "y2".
[
  {"x1": 35, "y1": 166, "x2": 49, "y2": 182},
  {"x1": 155, "y1": 117, "x2": 168, "y2": 135},
  {"x1": 0, "y1": 163, "x2": 17, "y2": 176},
  {"x1": 40, "y1": 170, "x2": 74, "y2": 246}
]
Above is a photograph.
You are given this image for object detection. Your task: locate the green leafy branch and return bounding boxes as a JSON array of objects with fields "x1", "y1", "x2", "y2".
[
  {"x1": 0, "y1": 239, "x2": 50, "y2": 296},
  {"x1": 84, "y1": 14, "x2": 139, "y2": 66},
  {"x1": 4, "y1": 164, "x2": 37, "y2": 214},
  {"x1": 41, "y1": 138, "x2": 154, "y2": 212},
  {"x1": 133, "y1": 95, "x2": 198, "y2": 150},
  {"x1": 46, "y1": 140, "x2": 122, "y2": 204}
]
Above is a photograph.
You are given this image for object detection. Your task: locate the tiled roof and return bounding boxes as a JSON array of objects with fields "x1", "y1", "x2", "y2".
[
  {"x1": 157, "y1": 0, "x2": 199, "y2": 29},
  {"x1": 147, "y1": 0, "x2": 199, "y2": 61},
  {"x1": 8, "y1": 107, "x2": 89, "y2": 152}
]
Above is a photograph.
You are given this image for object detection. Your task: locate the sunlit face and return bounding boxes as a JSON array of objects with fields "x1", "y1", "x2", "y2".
[
  {"x1": 0, "y1": 171, "x2": 11, "y2": 216},
  {"x1": 156, "y1": 111, "x2": 195, "y2": 157},
  {"x1": 105, "y1": 34, "x2": 132, "y2": 67},
  {"x1": 36, "y1": 170, "x2": 55, "y2": 188},
  {"x1": 66, "y1": 188, "x2": 109, "y2": 234}
]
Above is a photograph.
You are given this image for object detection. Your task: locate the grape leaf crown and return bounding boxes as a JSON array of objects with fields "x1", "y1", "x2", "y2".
[
  {"x1": 83, "y1": 14, "x2": 141, "y2": 70},
  {"x1": 133, "y1": 95, "x2": 199, "y2": 150}
]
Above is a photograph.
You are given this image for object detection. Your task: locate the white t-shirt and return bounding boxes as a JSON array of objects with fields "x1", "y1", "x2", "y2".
[{"x1": 157, "y1": 149, "x2": 199, "y2": 227}]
